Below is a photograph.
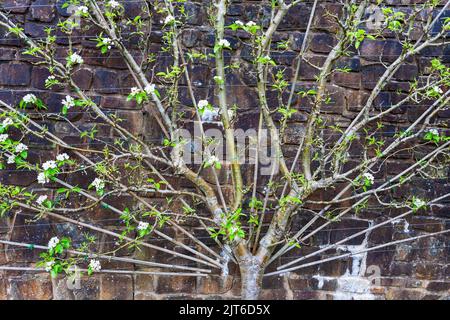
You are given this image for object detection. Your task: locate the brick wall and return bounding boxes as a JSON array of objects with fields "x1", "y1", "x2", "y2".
[{"x1": 0, "y1": 0, "x2": 449, "y2": 300}]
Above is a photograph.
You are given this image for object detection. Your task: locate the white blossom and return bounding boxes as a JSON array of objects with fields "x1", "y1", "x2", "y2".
[
  {"x1": 235, "y1": 20, "x2": 244, "y2": 26},
  {"x1": 45, "y1": 76, "x2": 56, "y2": 86},
  {"x1": 205, "y1": 155, "x2": 220, "y2": 167},
  {"x1": 413, "y1": 197, "x2": 426, "y2": 208},
  {"x1": 201, "y1": 108, "x2": 219, "y2": 122},
  {"x1": 56, "y1": 153, "x2": 70, "y2": 162},
  {"x1": 219, "y1": 108, "x2": 235, "y2": 120},
  {"x1": 48, "y1": 237, "x2": 60, "y2": 250},
  {"x1": 102, "y1": 38, "x2": 113, "y2": 50},
  {"x1": 89, "y1": 259, "x2": 101, "y2": 272},
  {"x1": 62, "y1": 95, "x2": 75, "y2": 109},
  {"x1": 428, "y1": 128, "x2": 439, "y2": 136},
  {"x1": 45, "y1": 261, "x2": 54, "y2": 272},
  {"x1": 198, "y1": 100, "x2": 209, "y2": 109},
  {"x1": 144, "y1": 84, "x2": 156, "y2": 94},
  {"x1": 363, "y1": 172, "x2": 374, "y2": 184},
  {"x1": 37, "y1": 172, "x2": 49, "y2": 184},
  {"x1": 42, "y1": 160, "x2": 57, "y2": 171},
  {"x1": 36, "y1": 195, "x2": 48, "y2": 205},
  {"x1": 2, "y1": 118, "x2": 13, "y2": 127},
  {"x1": 227, "y1": 109, "x2": 235, "y2": 120},
  {"x1": 246, "y1": 21, "x2": 256, "y2": 27},
  {"x1": 69, "y1": 53, "x2": 84, "y2": 65},
  {"x1": 108, "y1": 0, "x2": 120, "y2": 9},
  {"x1": 76, "y1": 6, "x2": 89, "y2": 15},
  {"x1": 7, "y1": 154, "x2": 15, "y2": 164},
  {"x1": 218, "y1": 39, "x2": 230, "y2": 47},
  {"x1": 137, "y1": 221, "x2": 149, "y2": 231},
  {"x1": 130, "y1": 87, "x2": 140, "y2": 96},
  {"x1": 164, "y1": 14, "x2": 175, "y2": 24},
  {"x1": 91, "y1": 178, "x2": 105, "y2": 191},
  {"x1": 15, "y1": 143, "x2": 28, "y2": 153},
  {"x1": 23, "y1": 94, "x2": 37, "y2": 104},
  {"x1": 0, "y1": 134, "x2": 8, "y2": 143},
  {"x1": 433, "y1": 86, "x2": 443, "y2": 94}
]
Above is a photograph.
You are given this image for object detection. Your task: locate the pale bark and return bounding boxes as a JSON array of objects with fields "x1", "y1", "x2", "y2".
[{"x1": 239, "y1": 256, "x2": 264, "y2": 300}]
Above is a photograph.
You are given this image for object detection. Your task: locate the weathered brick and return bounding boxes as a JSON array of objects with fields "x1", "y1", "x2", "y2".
[
  {"x1": 7, "y1": 274, "x2": 52, "y2": 300},
  {"x1": 333, "y1": 72, "x2": 361, "y2": 89},
  {"x1": 426, "y1": 281, "x2": 450, "y2": 292},
  {"x1": 181, "y1": 29, "x2": 199, "y2": 48},
  {"x1": 1, "y1": 0, "x2": 31, "y2": 14},
  {"x1": 394, "y1": 64, "x2": 418, "y2": 81},
  {"x1": 293, "y1": 290, "x2": 323, "y2": 300},
  {"x1": 30, "y1": 0, "x2": 55, "y2": 22},
  {"x1": 279, "y1": 3, "x2": 311, "y2": 30},
  {"x1": 70, "y1": 276, "x2": 101, "y2": 300},
  {"x1": 310, "y1": 277, "x2": 337, "y2": 291},
  {"x1": 114, "y1": 110, "x2": 144, "y2": 135},
  {"x1": 314, "y1": 3, "x2": 342, "y2": 32},
  {"x1": 272, "y1": 51, "x2": 296, "y2": 66},
  {"x1": 0, "y1": 63, "x2": 31, "y2": 86},
  {"x1": 0, "y1": 170, "x2": 37, "y2": 186},
  {"x1": 0, "y1": 244, "x2": 7, "y2": 264},
  {"x1": 259, "y1": 289, "x2": 288, "y2": 300},
  {"x1": 329, "y1": 219, "x2": 370, "y2": 245},
  {"x1": 310, "y1": 33, "x2": 337, "y2": 53},
  {"x1": 299, "y1": 56, "x2": 326, "y2": 80},
  {"x1": 197, "y1": 275, "x2": 234, "y2": 295},
  {"x1": 361, "y1": 64, "x2": 386, "y2": 90},
  {"x1": 394, "y1": 244, "x2": 413, "y2": 262},
  {"x1": 72, "y1": 68, "x2": 93, "y2": 90},
  {"x1": 183, "y1": 2, "x2": 204, "y2": 25},
  {"x1": 156, "y1": 275, "x2": 197, "y2": 294},
  {"x1": 92, "y1": 69, "x2": 120, "y2": 94},
  {"x1": 31, "y1": 66, "x2": 52, "y2": 90},
  {"x1": 0, "y1": 278, "x2": 6, "y2": 300},
  {"x1": 414, "y1": 262, "x2": 444, "y2": 279},
  {"x1": 0, "y1": 47, "x2": 17, "y2": 61},
  {"x1": 385, "y1": 288, "x2": 426, "y2": 300},
  {"x1": 380, "y1": 277, "x2": 407, "y2": 287},
  {"x1": 361, "y1": 40, "x2": 403, "y2": 63},
  {"x1": 290, "y1": 32, "x2": 305, "y2": 51},
  {"x1": 55, "y1": 0, "x2": 72, "y2": 17},
  {"x1": 100, "y1": 275, "x2": 134, "y2": 300},
  {"x1": 390, "y1": 262, "x2": 413, "y2": 277},
  {"x1": 24, "y1": 22, "x2": 47, "y2": 38}
]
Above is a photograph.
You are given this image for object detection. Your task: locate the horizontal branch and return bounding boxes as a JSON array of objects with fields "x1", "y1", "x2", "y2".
[
  {"x1": 0, "y1": 239, "x2": 210, "y2": 274},
  {"x1": 265, "y1": 229, "x2": 450, "y2": 277},
  {"x1": 0, "y1": 266, "x2": 207, "y2": 277}
]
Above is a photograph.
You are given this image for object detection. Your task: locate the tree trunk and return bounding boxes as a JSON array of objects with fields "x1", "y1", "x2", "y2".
[{"x1": 239, "y1": 259, "x2": 264, "y2": 300}]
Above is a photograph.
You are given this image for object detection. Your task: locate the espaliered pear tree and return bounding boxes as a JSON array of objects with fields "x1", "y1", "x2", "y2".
[{"x1": 0, "y1": 0, "x2": 449, "y2": 299}]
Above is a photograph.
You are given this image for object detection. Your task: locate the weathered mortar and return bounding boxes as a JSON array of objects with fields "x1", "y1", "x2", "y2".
[{"x1": 0, "y1": 0, "x2": 448, "y2": 300}]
